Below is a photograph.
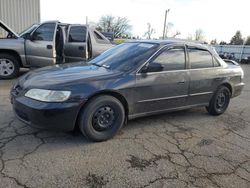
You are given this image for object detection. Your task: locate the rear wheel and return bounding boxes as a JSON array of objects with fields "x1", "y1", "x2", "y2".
[
  {"x1": 0, "y1": 53, "x2": 20, "y2": 79},
  {"x1": 78, "y1": 95, "x2": 125, "y2": 142},
  {"x1": 206, "y1": 86, "x2": 231, "y2": 115}
]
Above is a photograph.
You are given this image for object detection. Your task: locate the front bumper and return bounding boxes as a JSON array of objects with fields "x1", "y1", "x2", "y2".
[{"x1": 11, "y1": 95, "x2": 83, "y2": 131}]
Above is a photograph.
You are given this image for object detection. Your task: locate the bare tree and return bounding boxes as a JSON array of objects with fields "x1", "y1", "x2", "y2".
[
  {"x1": 187, "y1": 33, "x2": 193, "y2": 40},
  {"x1": 194, "y1": 29, "x2": 204, "y2": 41},
  {"x1": 171, "y1": 31, "x2": 181, "y2": 38},
  {"x1": 163, "y1": 23, "x2": 181, "y2": 39},
  {"x1": 144, "y1": 23, "x2": 155, "y2": 39},
  {"x1": 97, "y1": 15, "x2": 131, "y2": 38}
]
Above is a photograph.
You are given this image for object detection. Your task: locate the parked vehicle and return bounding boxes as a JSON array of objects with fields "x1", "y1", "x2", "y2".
[
  {"x1": 0, "y1": 20, "x2": 114, "y2": 79},
  {"x1": 223, "y1": 59, "x2": 239, "y2": 65},
  {"x1": 10, "y1": 40, "x2": 245, "y2": 141},
  {"x1": 241, "y1": 56, "x2": 250, "y2": 64}
]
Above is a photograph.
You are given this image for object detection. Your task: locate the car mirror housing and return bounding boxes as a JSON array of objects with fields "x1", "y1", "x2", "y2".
[
  {"x1": 24, "y1": 33, "x2": 32, "y2": 40},
  {"x1": 140, "y1": 63, "x2": 163, "y2": 73}
]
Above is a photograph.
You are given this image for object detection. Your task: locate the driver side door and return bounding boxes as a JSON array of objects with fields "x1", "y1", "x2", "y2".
[
  {"x1": 134, "y1": 45, "x2": 189, "y2": 115},
  {"x1": 25, "y1": 22, "x2": 58, "y2": 67}
]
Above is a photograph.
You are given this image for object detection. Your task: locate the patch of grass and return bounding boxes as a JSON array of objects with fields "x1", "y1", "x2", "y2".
[{"x1": 113, "y1": 39, "x2": 127, "y2": 44}]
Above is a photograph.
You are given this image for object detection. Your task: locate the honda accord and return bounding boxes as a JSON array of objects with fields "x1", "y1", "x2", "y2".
[{"x1": 10, "y1": 40, "x2": 244, "y2": 141}]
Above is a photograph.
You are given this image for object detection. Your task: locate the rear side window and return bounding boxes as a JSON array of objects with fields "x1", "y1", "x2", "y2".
[
  {"x1": 32, "y1": 23, "x2": 56, "y2": 41},
  {"x1": 68, "y1": 26, "x2": 86, "y2": 42},
  {"x1": 152, "y1": 47, "x2": 186, "y2": 71},
  {"x1": 213, "y1": 57, "x2": 221, "y2": 67},
  {"x1": 189, "y1": 48, "x2": 213, "y2": 69}
]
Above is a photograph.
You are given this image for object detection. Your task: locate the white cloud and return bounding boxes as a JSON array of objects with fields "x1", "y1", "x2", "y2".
[{"x1": 41, "y1": 0, "x2": 249, "y2": 42}]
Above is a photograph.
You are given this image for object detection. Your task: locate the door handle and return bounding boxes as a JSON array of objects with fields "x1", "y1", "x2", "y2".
[
  {"x1": 78, "y1": 46, "x2": 84, "y2": 50},
  {"x1": 47, "y1": 45, "x2": 53, "y2": 49},
  {"x1": 178, "y1": 80, "x2": 185, "y2": 84},
  {"x1": 215, "y1": 77, "x2": 223, "y2": 81}
]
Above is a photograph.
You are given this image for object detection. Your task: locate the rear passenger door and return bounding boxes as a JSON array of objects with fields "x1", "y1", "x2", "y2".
[
  {"x1": 187, "y1": 46, "x2": 222, "y2": 105},
  {"x1": 64, "y1": 25, "x2": 88, "y2": 62}
]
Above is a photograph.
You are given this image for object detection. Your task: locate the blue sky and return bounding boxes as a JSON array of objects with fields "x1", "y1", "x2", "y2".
[{"x1": 41, "y1": 0, "x2": 249, "y2": 42}]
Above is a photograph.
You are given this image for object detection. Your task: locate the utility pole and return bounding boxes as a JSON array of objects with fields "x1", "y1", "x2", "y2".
[{"x1": 162, "y1": 9, "x2": 170, "y2": 39}]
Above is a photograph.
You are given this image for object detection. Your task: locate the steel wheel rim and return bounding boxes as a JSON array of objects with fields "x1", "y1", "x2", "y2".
[
  {"x1": 92, "y1": 106, "x2": 115, "y2": 131},
  {"x1": 0, "y1": 58, "x2": 14, "y2": 76},
  {"x1": 216, "y1": 90, "x2": 228, "y2": 111}
]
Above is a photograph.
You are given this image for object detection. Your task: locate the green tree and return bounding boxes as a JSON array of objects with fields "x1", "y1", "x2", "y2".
[
  {"x1": 210, "y1": 39, "x2": 217, "y2": 45},
  {"x1": 245, "y1": 36, "x2": 250, "y2": 45},
  {"x1": 230, "y1": 31, "x2": 244, "y2": 45},
  {"x1": 219, "y1": 41, "x2": 227, "y2": 45},
  {"x1": 97, "y1": 15, "x2": 131, "y2": 38}
]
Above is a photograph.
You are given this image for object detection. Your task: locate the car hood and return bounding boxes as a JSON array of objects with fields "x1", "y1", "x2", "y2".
[
  {"x1": 18, "y1": 62, "x2": 120, "y2": 88},
  {"x1": 0, "y1": 20, "x2": 19, "y2": 38}
]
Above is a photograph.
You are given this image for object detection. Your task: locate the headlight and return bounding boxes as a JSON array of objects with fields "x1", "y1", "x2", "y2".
[{"x1": 25, "y1": 89, "x2": 71, "y2": 102}]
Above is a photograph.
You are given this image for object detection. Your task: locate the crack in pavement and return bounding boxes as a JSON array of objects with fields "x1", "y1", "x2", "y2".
[{"x1": 1, "y1": 66, "x2": 250, "y2": 187}]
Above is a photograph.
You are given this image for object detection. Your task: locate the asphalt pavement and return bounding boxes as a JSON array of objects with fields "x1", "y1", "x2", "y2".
[{"x1": 0, "y1": 66, "x2": 250, "y2": 188}]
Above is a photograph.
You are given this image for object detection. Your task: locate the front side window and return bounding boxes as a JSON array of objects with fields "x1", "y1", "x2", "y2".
[
  {"x1": 32, "y1": 23, "x2": 56, "y2": 41},
  {"x1": 151, "y1": 47, "x2": 186, "y2": 71},
  {"x1": 68, "y1": 26, "x2": 86, "y2": 42},
  {"x1": 189, "y1": 48, "x2": 213, "y2": 69}
]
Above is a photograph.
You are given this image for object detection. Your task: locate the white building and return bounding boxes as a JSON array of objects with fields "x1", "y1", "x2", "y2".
[{"x1": 0, "y1": 0, "x2": 40, "y2": 35}]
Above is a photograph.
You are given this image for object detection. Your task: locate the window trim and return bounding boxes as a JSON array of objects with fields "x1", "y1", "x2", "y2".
[
  {"x1": 94, "y1": 31, "x2": 105, "y2": 40},
  {"x1": 137, "y1": 44, "x2": 187, "y2": 74},
  {"x1": 93, "y1": 30, "x2": 111, "y2": 44}
]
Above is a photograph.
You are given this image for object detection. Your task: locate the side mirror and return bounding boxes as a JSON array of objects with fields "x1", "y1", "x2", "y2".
[
  {"x1": 140, "y1": 63, "x2": 163, "y2": 73},
  {"x1": 23, "y1": 33, "x2": 33, "y2": 40}
]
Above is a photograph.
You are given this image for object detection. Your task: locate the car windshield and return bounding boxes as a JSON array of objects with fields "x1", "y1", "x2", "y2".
[
  {"x1": 88, "y1": 42, "x2": 159, "y2": 72},
  {"x1": 19, "y1": 24, "x2": 38, "y2": 37}
]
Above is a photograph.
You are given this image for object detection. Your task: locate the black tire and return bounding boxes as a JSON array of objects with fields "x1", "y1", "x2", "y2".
[
  {"x1": 206, "y1": 86, "x2": 231, "y2": 116},
  {"x1": 78, "y1": 95, "x2": 125, "y2": 142},
  {"x1": 0, "y1": 53, "x2": 20, "y2": 79}
]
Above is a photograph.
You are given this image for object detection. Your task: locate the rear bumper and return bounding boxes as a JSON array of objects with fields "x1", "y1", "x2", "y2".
[
  {"x1": 12, "y1": 95, "x2": 83, "y2": 131},
  {"x1": 232, "y1": 82, "x2": 245, "y2": 98}
]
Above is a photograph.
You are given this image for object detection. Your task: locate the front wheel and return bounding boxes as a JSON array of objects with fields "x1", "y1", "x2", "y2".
[
  {"x1": 0, "y1": 53, "x2": 20, "y2": 79},
  {"x1": 78, "y1": 95, "x2": 125, "y2": 142},
  {"x1": 206, "y1": 86, "x2": 231, "y2": 115}
]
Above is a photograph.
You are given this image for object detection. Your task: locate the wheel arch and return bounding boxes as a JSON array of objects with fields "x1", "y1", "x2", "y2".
[
  {"x1": 0, "y1": 49, "x2": 23, "y2": 67},
  {"x1": 220, "y1": 82, "x2": 233, "y2": 96},
  {"x1": 74, "y1": 90, "x2": 129, "y2": 129}
]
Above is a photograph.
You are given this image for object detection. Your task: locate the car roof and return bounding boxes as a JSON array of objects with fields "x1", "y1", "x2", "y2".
[{"x1": 127, "y1": 39, "x2": 208, "y2": 49}]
